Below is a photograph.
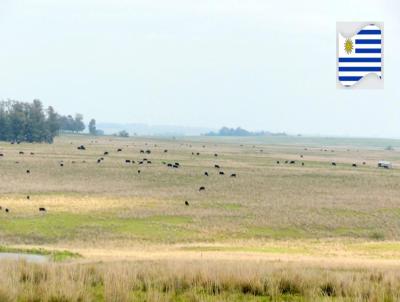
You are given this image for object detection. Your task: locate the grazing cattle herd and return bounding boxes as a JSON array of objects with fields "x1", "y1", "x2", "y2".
[{"x1": 0, "y1": 140, "x2": 392, "y2": 214}]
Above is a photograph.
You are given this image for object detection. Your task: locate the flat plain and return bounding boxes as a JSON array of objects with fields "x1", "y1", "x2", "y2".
[{"x1": 1, "y1": 135, "x2": 400, "y2": 301}]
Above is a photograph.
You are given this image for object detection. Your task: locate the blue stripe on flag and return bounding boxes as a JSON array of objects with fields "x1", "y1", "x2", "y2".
[
  {"x1": 339, "y1": 67, "x2": 381, "y2": 72},
  {"x1": 338, "y1": 57, "x2": 381, "y2": 62},
  {"x1": 355, "y1": 48, "x2": 381, "y2": 53},
  {"x1": 355, "y1": 39, "x2": 381, "y2": 44},
  {"x1": 339, "y1": 76, "x2": 362, "y2": 82},
  {"x1": 358, "y1": 30, "x2": 381, "y2": 35}
]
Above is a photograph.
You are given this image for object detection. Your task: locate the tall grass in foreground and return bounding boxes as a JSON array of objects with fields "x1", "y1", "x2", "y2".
[{"x1": 0, "y1": 259, "x2": 400, "y2": 301}]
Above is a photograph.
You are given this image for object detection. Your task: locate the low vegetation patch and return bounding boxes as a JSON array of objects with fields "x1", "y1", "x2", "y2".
[
  {"x1": 0, "y1": 213, "x2": 196, "y2": 243},
  {"x1": 247, "y1": 227, "x2": 306, "y2": 239}
]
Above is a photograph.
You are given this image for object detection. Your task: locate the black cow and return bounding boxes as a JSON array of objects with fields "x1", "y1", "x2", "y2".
[
  {"x1": 185, "y1": 201, "x2": 189, "y2": 206},
  {"x1": 26, "y1": 170, "x2": 30, "y2": 174},
  {"x1": 199, "y1": 186, "x2": 205, "y2": 191},
  {"x1": 219, "y1": 171, "x2": 225, "y2": 175},
  {"x1": 104, "y1": 151, "x2": 109, "y2": 155},
  {"x1": 352, "y1": 163, "x2": 357, "y2": 167},
  {"x1": 137, "y1": 170, "x2": 141, "y2": 174},
  {"x1": 5, "y1": 208, "x2": 9, "y2": 213},
  {"x1": 164, "y1": 149, "x2": 168, "y2": 153},
  {"x1": 27, "y1": 195, "x2": 30, "y2": 200},
  {"x1": 230, "y1": 173, "x2": 236, "y2": 177},
  {"x1": 117, "y1": 148, "x2": 122, "y2": 152},
  {"x1": 214, "y1": 164, "x2": 220, "y2": 169},
  {"x1": 125, "y1": 160, "x2": 131, "y2": 163},
  {"x1": 97, "y1": 159, "x2": 101, "y2": 164},
  {"x1": 60, "y1": 163, "x2": 64, "y2": 167},
  {"x1": 204, "y1": 172, "x2": 209, "y2": 176},
  {"x1": 332, "y1": 162, "x2": 336, "y2": 166},
  {"x1": 289, "y1": 161, "x2": 295, "y2": 164},
  {"x1": 277, "y1": 161, "x2": 280, "y2": 164},
  {"x1": 214, "y1": 154, "x2": 218, "y2": 157},
  {"x1": 167, "y1": 163, "x2": 173, "y2": 167},
  {"x1": 301, "y1": 162, "x2": 304, "y2": 166},
  {"x1": 19, "y1": 151, "x2": 24, "y2": 155},
  {"x1": 39, "y1": 207, "x2": 46, "y2": 212}
]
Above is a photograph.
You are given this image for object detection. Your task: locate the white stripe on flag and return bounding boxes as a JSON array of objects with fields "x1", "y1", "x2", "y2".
[{"x1": 338, "y1": 62, "x2": 382, "y2": 67}]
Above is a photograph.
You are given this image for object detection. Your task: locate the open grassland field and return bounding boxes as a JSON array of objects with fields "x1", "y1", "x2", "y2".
[{"x1": 2, "y1": 135, "x2": 400, "y2": 301}]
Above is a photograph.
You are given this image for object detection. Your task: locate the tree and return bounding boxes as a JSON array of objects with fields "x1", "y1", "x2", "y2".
[
  {"x1": 88, "y1": 119, "x2": 97, "y2": 135},
  {"x1": 0, "y1": 100, "x2": 95, "y2": 143},
  {"x1": 46, "y1": 106, "x2": 60, "y2": 143},
  {"x1": 0, "y1": 99, "x2": 76, "y2": 143},
  {"x1": 0, "y1": 102, "x2": 9, "y2": 141},
  {"x1": 118, "y1": 130, "x2": 129, "y2": 137},
  {"x1": 26, "y1": 99, "x2": 46, "y2": 142},
  {"x1": 73, "y1": 114, "x2": 85, "y2": 133},
  {"x1": 8, "y1": 101, "x2": 28, "y2": 142}
]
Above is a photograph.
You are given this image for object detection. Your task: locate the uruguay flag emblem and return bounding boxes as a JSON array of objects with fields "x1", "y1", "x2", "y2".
[{"x1": 338, "y1": 24, "x2": 383, "y2": 87}]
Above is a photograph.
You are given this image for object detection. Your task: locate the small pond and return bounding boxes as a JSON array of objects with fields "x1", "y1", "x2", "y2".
[{"x1": 0, "y1": 252, "x2": 48, "y2": 263}]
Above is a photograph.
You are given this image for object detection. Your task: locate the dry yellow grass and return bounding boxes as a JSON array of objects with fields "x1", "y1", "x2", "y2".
[{"x1": 1, "y1": 258, "x2": 400, "y2": 301}]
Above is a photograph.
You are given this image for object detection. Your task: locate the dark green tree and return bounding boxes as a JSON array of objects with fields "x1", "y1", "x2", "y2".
[
  {"x1": 0, "y1": 102, "x2": 9, "y2": 141},
  {"x1": 73, "y1": 114, "x2": 85, "y2": 133},
  {"x1": 46, "y1": 106, "x2": 60, "y2": 143},
  {"x1": 118, "y1": 130, "x2": 129, "y2": 137},
  {"x1": 88, "y1": 119, "x2": 97, "y2": 135},
  {"x1": 26, "y1": 99, "x2": 46, "y2": 142},
  {"x1": 8, "y1": 101, "x2": 28, "y2": 142},
  {"x1": 0, "y1": 99, "x2": 85, "y2": 143}
]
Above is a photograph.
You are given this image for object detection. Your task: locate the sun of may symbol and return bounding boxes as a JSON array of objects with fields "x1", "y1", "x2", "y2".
[{"x1": 344, "y1": 38, "x2": 353, "y2": 54}]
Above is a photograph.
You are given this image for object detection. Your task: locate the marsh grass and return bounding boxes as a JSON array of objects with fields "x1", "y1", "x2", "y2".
[{"x1": 1, "y1": 259, "x2": 400, "y2": 301}]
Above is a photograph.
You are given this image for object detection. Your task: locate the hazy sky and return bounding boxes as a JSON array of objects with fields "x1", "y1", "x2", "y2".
[{"x1": 1, "y1": 0, "x2": 399, "y2": 137}]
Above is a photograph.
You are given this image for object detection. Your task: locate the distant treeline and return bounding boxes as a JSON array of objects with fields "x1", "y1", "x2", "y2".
[
  {"x1": 0, "y1": 99, "x2": 86, "y2": 143},
  {"x1": 205, "y1": 127, "x2": 287, "y2": 137}
]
